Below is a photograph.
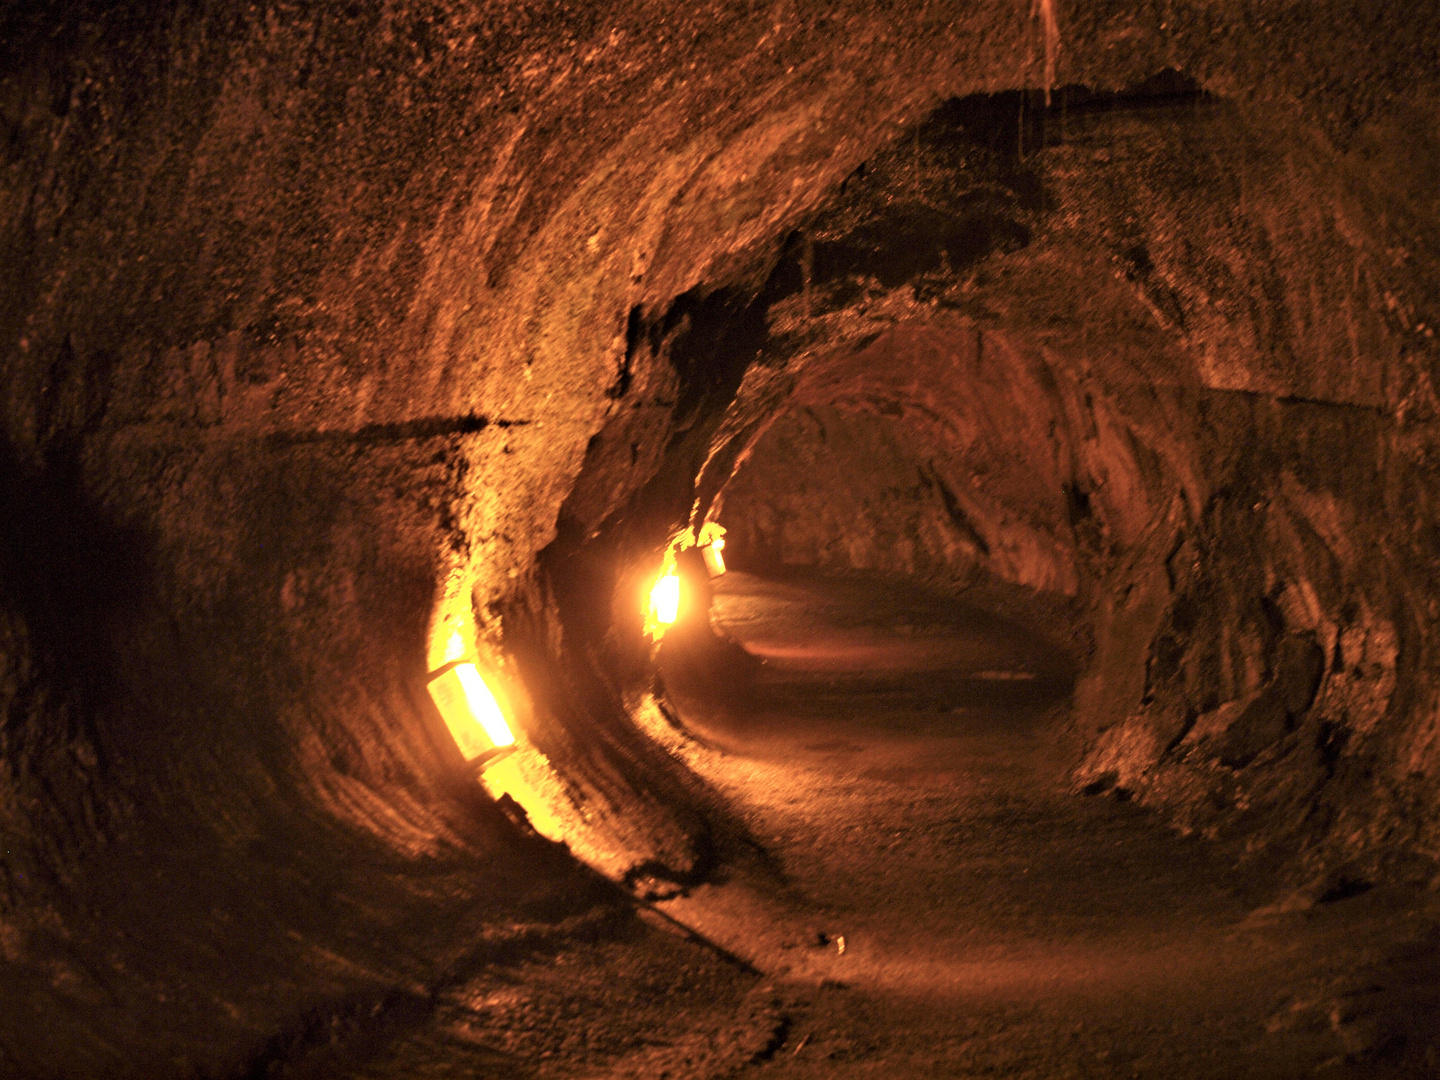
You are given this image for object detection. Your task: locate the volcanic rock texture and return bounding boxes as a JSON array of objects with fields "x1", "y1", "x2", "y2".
[{"x1": 2, "y1": 0, "x2": 1440, "y2": 1074}]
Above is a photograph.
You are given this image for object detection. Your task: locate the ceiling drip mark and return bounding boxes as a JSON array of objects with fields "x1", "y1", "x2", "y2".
[{"x1": 1034, "y1": 0, "x2": 1061, "y2": 104}]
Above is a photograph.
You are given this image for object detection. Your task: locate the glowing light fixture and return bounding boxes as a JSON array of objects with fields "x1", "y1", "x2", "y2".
[
  {"x1": 427, "y1": 659, "x2": 516, "y2": 770},
  {"x1": 650, "y1": 572, "x2": 681, "y2": 626},
  {"x1": 643, "y1": 521, "x2": 730, "y2": 638},
  {"x1": 697, "y1": 521, "x2": 727, "y2": 576},
  {"x1": 701, "y1": 534, "x2": 726, "y2": 576}
]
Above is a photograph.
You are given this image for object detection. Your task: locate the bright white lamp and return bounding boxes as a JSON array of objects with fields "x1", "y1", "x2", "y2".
[{"x1": 427, "y1": 660, "x2": 516, "y2": 770}]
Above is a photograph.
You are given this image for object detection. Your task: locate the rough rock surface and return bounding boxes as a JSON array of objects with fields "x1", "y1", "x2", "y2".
[
  {"x1": 2, "y1": 0, "x2": 1440, "y2": 1072},
  {"x1": 713, "y1": 80, "x2": 1440, "y2": 889}
]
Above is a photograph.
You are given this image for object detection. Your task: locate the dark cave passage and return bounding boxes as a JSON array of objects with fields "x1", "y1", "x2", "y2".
[
  {"x1": 666, "y1": 570, "x2": 1073, "y2": 746},
  {"x1": 649, "y1": 568, "x2": 1440, "y2": 1079},
  {"x1": 5, "y1": 3, "x2": 1440, "y2": 1076}
]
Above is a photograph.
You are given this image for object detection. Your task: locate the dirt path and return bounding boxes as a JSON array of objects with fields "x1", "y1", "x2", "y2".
[
  {"x1": 651, "y1": 571, "x2": 1440, "y2": 1079},
  {"x1": 321, "y1": 570, "x2": 1437, "y2": 1079}
]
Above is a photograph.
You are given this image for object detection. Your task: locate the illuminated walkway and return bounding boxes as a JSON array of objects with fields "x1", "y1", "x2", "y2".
[{"x1": 653, "y1": 572, "x2": 1436, "y2": 1079}]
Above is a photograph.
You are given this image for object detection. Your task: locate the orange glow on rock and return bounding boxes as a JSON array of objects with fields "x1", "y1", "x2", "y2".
[
  {"x1": 702, "y1": 542, "x2": 726, "y2": 576},
  {"x1": 443, "y1": 628, "x2": 467, "y2": 662},
  {"x1": 698, "y1": 522, "x2": 727, "y2": 575}
]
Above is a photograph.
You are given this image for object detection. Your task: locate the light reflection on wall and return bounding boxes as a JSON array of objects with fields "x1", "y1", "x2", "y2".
[
  {"x1": 423, "y1": 546, "x2": 724, "y2": 880},
  {"x1": 643, "y1": 522, "x2": 726, "y2": 639},
  {"x1": 702, "y1": 535, "x2": 726, "y2": 576},
  {"x1": 425, "y1": 580, "x2": 628, "y2": 874}
]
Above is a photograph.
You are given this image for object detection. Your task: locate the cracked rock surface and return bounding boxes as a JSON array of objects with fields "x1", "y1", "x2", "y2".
[{"x1": 3, "y1": 2, "x2": 1440, "y2": 1074}]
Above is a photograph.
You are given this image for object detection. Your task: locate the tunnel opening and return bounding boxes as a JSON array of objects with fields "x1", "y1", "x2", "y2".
[
  {"x1": 525, "y1": 72, "x2": 1223, "y2": 861},
  {"x1": 600, "y1": 73, "x2": 1440, "y2": 892},
  {"x1": 459, "y1": 72, "x2": 1440, "y2": 1074}
]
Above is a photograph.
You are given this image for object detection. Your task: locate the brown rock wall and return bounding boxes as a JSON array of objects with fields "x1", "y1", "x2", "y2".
[
  {"x1": 706, "y1": 84, "x2": 1440, "y2": 887},
  {"x1": 2, "y1": 0, "x2": 1440, "y2": 1069}
]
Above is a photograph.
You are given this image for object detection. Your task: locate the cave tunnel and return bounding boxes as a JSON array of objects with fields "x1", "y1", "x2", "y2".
[{"x1": 4, "y1": 3, "x2": 1440, "y2": 1077}]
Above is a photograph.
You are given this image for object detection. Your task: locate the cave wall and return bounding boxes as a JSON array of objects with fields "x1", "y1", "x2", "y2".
[
  {"x1": 0, "y1": 3, "x2": 1088, "y2": 1070},
  {"x1": 717, "y1": 403, "x2": 1006, "y2": 584},
  {"x1": 717, "y1": 321, "x2": 1136, "y2": 599},
  {"x1": 707, "y1": 84, "x2": 1440, "y2": 887},
  {"x1": 2, "y1": 0, "x2": 1440, "y2": 1072}
]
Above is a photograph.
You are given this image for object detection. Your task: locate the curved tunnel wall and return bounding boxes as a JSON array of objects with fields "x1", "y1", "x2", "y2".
[
  {"x1": 713, "y1": 316, "x2": 1439, "y2": 880},
  {"x1": 704, "y1": 81, "x2": 1440, "y2": 881},
  {"x1": 2, "y1": 1, "x2": 1440, "y2": 1072}
]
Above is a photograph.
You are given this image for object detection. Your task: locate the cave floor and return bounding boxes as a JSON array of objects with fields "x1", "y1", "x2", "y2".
[
  {"x1": 326, "y1": 570, "x2": 1437, "y2": 1079},
  {"x1": 642, "y1": 570, "x2": 1440, "y2": 1080}
]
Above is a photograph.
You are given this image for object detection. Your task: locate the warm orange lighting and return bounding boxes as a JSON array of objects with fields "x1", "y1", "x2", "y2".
[
  {"x1": 645, "y1": 522, "x2": 725, "y2": 638},
  {"x1": 650, "y1": 573, "x2": 681, "y2": 626},
  {"x1": 701, "y1": 540, "x2": 726, "y2": 576},
  {"x1": 427, "y1": 660, "x2": 516, "y2": 767},
  {"x1": 443, "y1": 629, "x2": 467, "y2": 662},
  {"x1": 699, "y1": 522, "x2": 727, "y2": 576}
]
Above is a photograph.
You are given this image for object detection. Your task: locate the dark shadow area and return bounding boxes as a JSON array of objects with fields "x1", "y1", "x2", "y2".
[
  {"x1": 659, "y1": 570, "x2": 1077, "y2": 771},
  {"x1": 647, "y1": 567, "x2": 1440, "y2": 1080},
  {"x1": 0, "y1": 442, "x2": 151, "y2": 730},
  {"x1": 661, "y1": 570, "x2": 1074, "y2": 744}
]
